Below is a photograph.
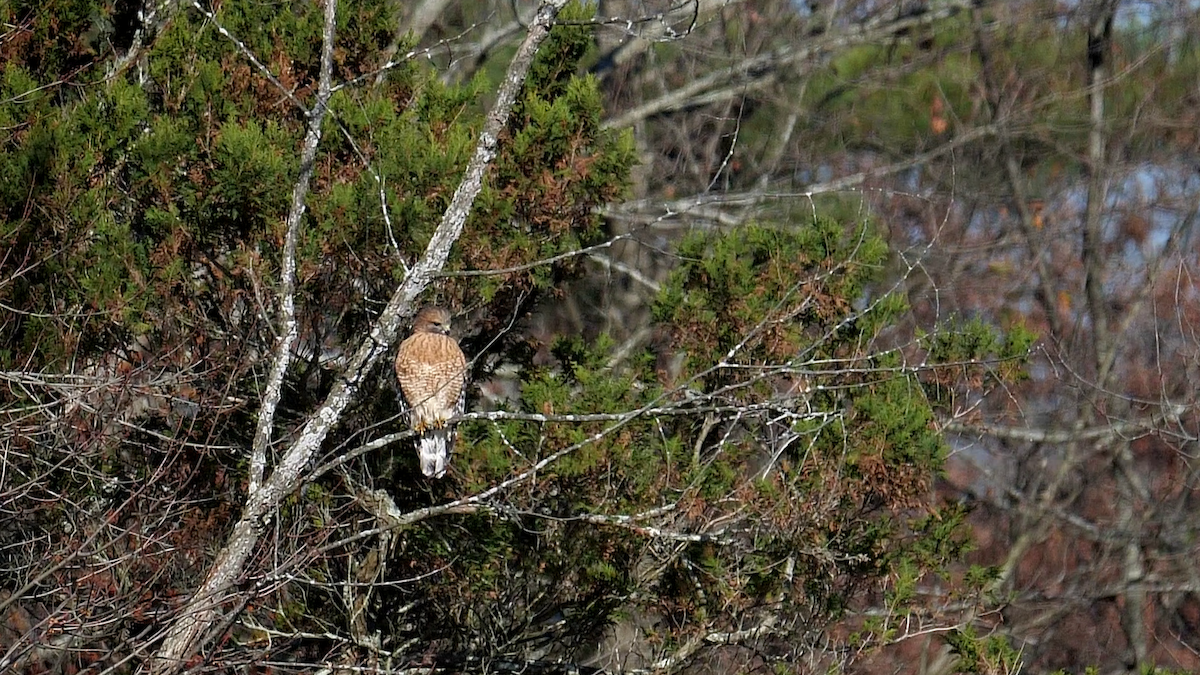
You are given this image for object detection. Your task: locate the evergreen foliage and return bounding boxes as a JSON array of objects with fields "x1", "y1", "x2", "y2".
[
  {"x1": 373, "y1": 217, "x2": 1031, "y2": 668},
  {"x1": 0, "y1": 0, "x2": 1032, "y2": 672}
]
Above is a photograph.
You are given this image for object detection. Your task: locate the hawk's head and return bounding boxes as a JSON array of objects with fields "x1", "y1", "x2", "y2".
[{"x1": 412, "y1": 306, "x2": 452, "y2": 336}]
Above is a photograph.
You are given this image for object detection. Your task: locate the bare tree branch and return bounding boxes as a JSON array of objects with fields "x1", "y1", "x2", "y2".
[
  {"x1": 143, "y1": 1, "x2": 572, "y2": 671},
  {"x1": 603, "y1": 0, "x2": 975, "y2": 130},
  {"x1": 1083, "y1": 1, "x2": 1118, "y2": 388},
  {"x1": 245, "y1": 0, "x2": 336, "y2": 495},
  {"x1": 971, "y1": 5, "x2": 1065, "y2": 338}
]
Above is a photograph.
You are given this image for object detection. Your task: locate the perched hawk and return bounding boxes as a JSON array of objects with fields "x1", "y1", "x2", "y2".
[{"x1": 394, "y1": 307, "x2": 468, "y2": 478}]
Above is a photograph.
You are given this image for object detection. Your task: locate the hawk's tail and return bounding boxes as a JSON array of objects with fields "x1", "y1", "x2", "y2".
[{"x1": 417, "y1": 428, "x2": 454, "y2": 478}]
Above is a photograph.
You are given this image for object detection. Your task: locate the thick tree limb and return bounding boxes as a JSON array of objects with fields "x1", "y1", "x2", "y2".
[
  {"x1": 1078, "y1": 4, "x2": 1150, "y2": 666},
  {"x1": 146, "y1": 1, "x2": 340, "y2": 667},
  {"x1": 143, "y1": 0, "x2": 571, "y2": 671},
  {"x1": 1083, "y1": 1, "x2": 1117, "y2": 389}
]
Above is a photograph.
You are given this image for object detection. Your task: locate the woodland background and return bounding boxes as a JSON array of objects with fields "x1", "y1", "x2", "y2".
[{"x1": 2, "y1": 0, "x2": 1200, "y2": 673}]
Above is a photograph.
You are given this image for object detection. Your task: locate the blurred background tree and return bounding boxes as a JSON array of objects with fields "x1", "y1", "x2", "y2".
[{"x1": 3, "y1": 0, "x2": 1196, "y2": 673}]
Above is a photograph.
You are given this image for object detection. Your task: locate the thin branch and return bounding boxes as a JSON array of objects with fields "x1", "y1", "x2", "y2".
[
  {"x1": 246, "y1": 0, "x2": 337, "y2": 495},
  {"x1": 602, "y1": 0, "x2": 974, "y2": 130},
  {"x1": 586, "y1": 252, "x2": 662, "y2": 292},
  {"x1": 606, "y1": 122, "x2": 1001, "y2": 226},
  {"x1": 439, "y1": 233, "x2": 635, "y2": 277},
  {"x1": 970, "y1": 5, "x2": 1063, "y2": 337},
  {"x1": 942, "y1": 403, "x2": 1187, "y2": 444},
  {"x1": 591, "y1": 0, "x2": 731, "y2": 78},
  {"x1": 188, "y1": 0, "x2": 306, "y2": 114}
]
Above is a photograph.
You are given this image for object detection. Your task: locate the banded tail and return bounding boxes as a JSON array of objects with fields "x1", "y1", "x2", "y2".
[{"x1": 417, "y1": 427, "x2": 453, "y2": 478}]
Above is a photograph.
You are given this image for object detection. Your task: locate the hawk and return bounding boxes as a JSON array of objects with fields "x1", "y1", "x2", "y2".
[{"x1": 394, "y1": 307, "x2": 468, "y2": 478}]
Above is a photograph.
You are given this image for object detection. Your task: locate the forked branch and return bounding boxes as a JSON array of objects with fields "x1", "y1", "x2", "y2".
[{"x1": 143, "y1": 0, "x2": 572, "y2": 671}]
